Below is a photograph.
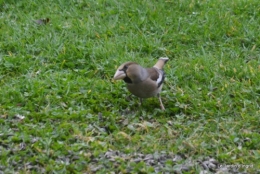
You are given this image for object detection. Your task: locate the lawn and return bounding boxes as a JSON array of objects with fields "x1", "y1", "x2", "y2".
[{"x1": 0, "y1": 0, "x2": 260, "y2": 173}]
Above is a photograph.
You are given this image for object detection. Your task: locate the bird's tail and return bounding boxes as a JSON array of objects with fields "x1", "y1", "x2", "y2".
[{"x1": 153, "y1": 57, "x2": 169, "y2": 70}]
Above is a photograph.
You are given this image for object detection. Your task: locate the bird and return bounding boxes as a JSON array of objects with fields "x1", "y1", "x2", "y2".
[
  {"x1": 113, "y1": 57, "x2": 169, "y2": 110},
  {"x1": 35, "y1": 18, "x2": 50, "y2": 25}
]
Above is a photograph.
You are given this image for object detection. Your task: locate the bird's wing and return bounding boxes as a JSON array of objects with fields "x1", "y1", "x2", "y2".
[{"x1": 146, "y1": 68, "x2": 165, "y2": 87}]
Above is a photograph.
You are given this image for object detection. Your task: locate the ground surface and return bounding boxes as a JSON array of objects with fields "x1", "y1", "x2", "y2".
[{"x1": 0, "y1": 0, "x2": 259, "y2": 173}]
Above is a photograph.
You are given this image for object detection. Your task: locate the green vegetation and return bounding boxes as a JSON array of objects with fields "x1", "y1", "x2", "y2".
[{"x1": 0, "y1": 0, "x2": 259, "y2": 173}]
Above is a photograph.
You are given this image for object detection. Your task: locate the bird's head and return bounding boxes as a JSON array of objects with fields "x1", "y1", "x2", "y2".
[{"x1": 113, "y1": 62, "x2": 146, "y2": 83}]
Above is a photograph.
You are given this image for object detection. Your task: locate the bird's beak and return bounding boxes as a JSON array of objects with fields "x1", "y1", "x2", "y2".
[{"x1": 113, "y1": 70, "x2": 126, "y2": 80}]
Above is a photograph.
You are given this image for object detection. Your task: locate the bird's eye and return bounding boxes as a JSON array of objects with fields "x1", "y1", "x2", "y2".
[{"x1": 121, "y1": 65, "x2": 128, "y2": 71}]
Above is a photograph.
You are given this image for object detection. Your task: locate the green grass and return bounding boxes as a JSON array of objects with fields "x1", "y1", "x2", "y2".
[{"x1": 0, "y1": 0, "x2": 260, "y2": 173}]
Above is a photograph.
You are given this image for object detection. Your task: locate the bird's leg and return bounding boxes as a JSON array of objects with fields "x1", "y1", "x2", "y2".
[
  {"x1": 158, "y1": 94, "x2": 165, "y2": 110},
  {"x1": 139, "y1": 98, "x2": 143, "y2": 105}
]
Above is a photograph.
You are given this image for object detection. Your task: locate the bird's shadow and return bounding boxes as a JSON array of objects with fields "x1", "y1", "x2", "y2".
[{"x1": 120, "y1": 94, "x2": 166, "y2": 115}]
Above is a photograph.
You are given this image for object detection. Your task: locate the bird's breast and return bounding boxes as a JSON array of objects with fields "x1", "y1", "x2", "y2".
[{"x1": 126, "y1": 82, "x2": 162, "y2": 98}]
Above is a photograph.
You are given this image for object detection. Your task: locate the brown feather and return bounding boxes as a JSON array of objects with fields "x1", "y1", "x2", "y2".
[{"x1": 146, "y1": 68, "x2": 159, "y2": 81}]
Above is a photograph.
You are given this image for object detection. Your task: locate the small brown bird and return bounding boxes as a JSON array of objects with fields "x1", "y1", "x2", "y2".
[
  {"x1": 113, "y1": 57, "x2": 169, "y2": 110},
  {"x1": 35, "y1": 18, "x2": 50, "y2": 25}
]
